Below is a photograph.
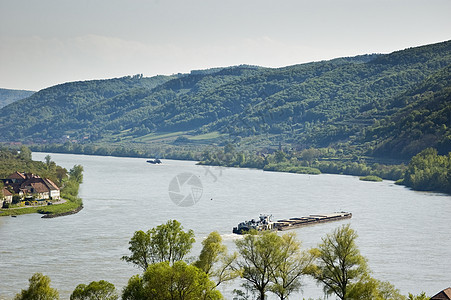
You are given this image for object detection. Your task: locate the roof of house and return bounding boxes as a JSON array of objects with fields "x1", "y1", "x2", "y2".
[
  {"x1": 43, "y1": 178, "x2": 59, "y2": 190},
  {"x1": 7, "y1": 171, "x2": 26, "y2": 180},
  {"x1": 2, "y1": 187, "x2": 12, "y2": 196},
  {"x1": 30, "y1": 182, "x2": 50, "y2": 193},
  {"x1": 431, "y1": 288, "x2": 451, "y2": 300}
]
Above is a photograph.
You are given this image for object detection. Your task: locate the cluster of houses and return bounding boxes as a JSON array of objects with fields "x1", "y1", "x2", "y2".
[{"x1": 1, "y1": 172, "x2": 60, "y2": 207}]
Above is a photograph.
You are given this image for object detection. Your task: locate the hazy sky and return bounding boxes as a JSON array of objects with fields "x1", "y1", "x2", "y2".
[{"x1": 1, "y1": 0, "x2": 450, "y2": 91}]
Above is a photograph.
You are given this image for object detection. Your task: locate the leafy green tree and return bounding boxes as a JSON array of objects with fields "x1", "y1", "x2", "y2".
[
  {"x1": 69, "y1": 165, "x2": 84, "y2": 184},
  {"x1": 195, "y1": 231, "x2": 239, "y2": 287},
  {"x1": 121, "y1": 275, "x2": 146, "y2": 300},
  {"x1": 269, "y1": 232, "x2": 312, "y2": 300},
  {"x1": 122, "y1": 220, "x2": 195, "y2": 270},
  {"x1": 307, "y1": 224, "x2": 369, "y2": 300},
  {"x1": 14, "y1": 273, "x2": 59, "y2": 300},
  {"x1": 18, "y1": 146, "x2": 32, "y2": 161},
  {"x1": 45, "y1": 155, "x2": 52, "y2": 169},
  {"x1": 70, "y1": 280, "x2": 118, "y2": 300},
  {"x1": 234, "y1": 231, "x2": 285, "y2": 300},
  {"x1": 122, "y1": 261, "x2": 223, "y2": 300},
  {"x1": 346, "y1": 276, "x2": 406, "y2": 300},
  {"x1": 402, "y1": 148, "x2": 450, "y2": 193},
  {"x1": 195, "y1": 231, "x2": 226, "y2": 274}
]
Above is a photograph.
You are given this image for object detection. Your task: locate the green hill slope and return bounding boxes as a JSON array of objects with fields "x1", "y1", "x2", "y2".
[
  {"x1": 0, "y1": 41, "x2": 450, "y2": 161},
  {"x1": 0, "y1": 88, "x2": 35, "y2": 108}
]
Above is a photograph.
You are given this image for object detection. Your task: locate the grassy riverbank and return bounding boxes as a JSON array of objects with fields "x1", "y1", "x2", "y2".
[{"x1": 0, "y1": 196, "x2": 82, "y2": 217}]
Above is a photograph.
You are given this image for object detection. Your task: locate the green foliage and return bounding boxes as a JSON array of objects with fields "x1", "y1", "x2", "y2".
[
  {"x1": 268, "y1": 232, "x2": 312, "y2": 300},
  {"x1": 235, "y1": 231, "x2": 310, "y2": 300},
  {"x1": 69, "y1": 165, "x2": 84, "y2": 184},
  {"x1": 141, "y1": 261, "x2": 223, "y2": 300},
  {"x1": 359, "y1": 175, "x2": 383, "y2": 182},
  {"x1": 367, "y1": 65, "x2": 451, "y2": 159},
  {"x1": 122, "y1": 275, "x2": 146, "y2": 300},
  {"x1": 407, "y1": 292, "x2": 429, "y2": 300},
  {"x1": 403, "y1": 148, "x2": 450, "y2": 193},
  {"x1": 70, "y1": 280, "x2": 118, "y2": 300},
  {"x1": 195, "y1": 231, "x2": 227, "y2": 275},
  {"x1": 14, "y1": 273, "x2": 59, "y2": 300},
  {"x1": 18, "y1": 146, "x2": 32, "y2": 161},
  {"x1": 307, "y1": 224, "x2": 369, "y2": 300},
  {"x1": 195, "y1": 231, "x2": 239, "y2": 287},
  {"x1": 121, "y1": 220, "x2": 195, "y2": 270}
]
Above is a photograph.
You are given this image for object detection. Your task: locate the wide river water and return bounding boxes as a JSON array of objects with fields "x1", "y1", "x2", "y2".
[{"x1": 0, "y1": 152, "x2": 450, "y2": 299}]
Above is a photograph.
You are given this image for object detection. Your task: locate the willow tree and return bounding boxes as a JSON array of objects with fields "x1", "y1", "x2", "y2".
[
  {"x1": 235, "y1": 231, "x2": 309, "y2": 300},
  {"x1": 195, "y1": 231, "x2": 239, "y2": 287},
  {"x1": 268, "y1": 232, "x2": 312, "y2": 300},
  {"x1": 307, "y1": 224, "x2": 369, "y2": 300}
]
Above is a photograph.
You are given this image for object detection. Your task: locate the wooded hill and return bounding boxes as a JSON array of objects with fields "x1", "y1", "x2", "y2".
[
  {"x1": 0, "y1": 40, "x2": 450, "y2": 160},
  {"x1": 0, "y1": 88, "x2": 34, "y2": 108}
]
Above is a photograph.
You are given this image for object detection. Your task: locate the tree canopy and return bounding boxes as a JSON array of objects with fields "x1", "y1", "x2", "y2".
[
  {"x1": 121, "y1": 219, "x2": 195, "y2": 270},
  {"x1": 14, "y1": 273, "x2": 59, "y2": 300}
]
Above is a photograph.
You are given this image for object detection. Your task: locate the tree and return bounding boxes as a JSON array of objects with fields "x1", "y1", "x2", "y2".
[
  {"x1": 122, "y1": 261, "x2": 223, "y2": 300},
  {"x1": 121, "y1": 275, "x2": 146, "y2": 300},
  {"x1": 234, "y1": 231, "x2": 283, "y2": 300},
  {"x1": 18, "y1": 146, "x2": 32, "y2": 161},
  {"x1": 15, "y1": 273, "x2": 59, "y2": 300},
  {"x1": 268, "y1": 232, "x2": 312, "y2": 300},
  {"x1": 407, "y1": 292, "x2": 428, "y2": 300},
  {"x1": 45, "y1": 155, "x2": 52, "y2": 169},
  {"x1": 122, "y1": 220, "x2": 195, "y2": 270},
  {"x1": 195, "y1": 231, "x2": 226, "y2": 274},
  {"x1": 70, "y1": 280, "x2": 118, "y2": 300},
  {"x1": 195, "y1": 231, "x2": 239, "y2": 287},
  {"x1": 307, "y1": 224, "x2": 369, "y2": 300},
  {"x1": 69, "y1": 165, "x2": 84, "y2": 184},
  {"x1": 345, "y1": 276, "x2": 406, "y2": 300}
]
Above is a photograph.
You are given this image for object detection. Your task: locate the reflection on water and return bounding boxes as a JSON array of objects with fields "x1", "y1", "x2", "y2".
[{"x1": 0, "y1": 152, "x2": 450, "y2": 299}]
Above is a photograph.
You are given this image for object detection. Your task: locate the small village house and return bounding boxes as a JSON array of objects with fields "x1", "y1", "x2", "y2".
[{"x1": 1, "y1": 172, "x2": 60, "y2": 205}]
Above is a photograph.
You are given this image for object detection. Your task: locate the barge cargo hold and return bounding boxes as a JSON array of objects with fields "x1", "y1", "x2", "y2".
[{"x1": 233, "y1": 212, "x2": 352, "y2": 234}]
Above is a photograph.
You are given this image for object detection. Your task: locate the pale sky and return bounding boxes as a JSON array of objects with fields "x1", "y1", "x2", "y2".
[{"x1": 1, "y1": 0, "x2": 450, "y2": 91}]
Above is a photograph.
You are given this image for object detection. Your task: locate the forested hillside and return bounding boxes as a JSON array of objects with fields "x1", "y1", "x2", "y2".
[
  {"x1": 0, "y1": 88, "x2": 35, "y2": 108},
  {"x1": 0, "y1": 40, "x2": 450, "y2": 161}
]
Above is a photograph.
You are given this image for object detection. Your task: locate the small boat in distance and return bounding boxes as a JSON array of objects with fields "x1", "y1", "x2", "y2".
[
  {"x1": 233, "y1": 212, "x2": 352, "y2": 234},
  {"x1": 146, "y1": 159, "x2": 162, "y2": 164}
]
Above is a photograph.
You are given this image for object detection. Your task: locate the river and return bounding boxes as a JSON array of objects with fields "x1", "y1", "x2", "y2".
[{"x1": 0, "y1": 152, "x2": 450, "y2": 299}]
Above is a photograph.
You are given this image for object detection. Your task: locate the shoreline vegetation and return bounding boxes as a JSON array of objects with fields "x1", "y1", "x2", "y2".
[
  {"x1": 27, "y1": 143, "x2": 451, "y2": 195},
  {"x1": 0, "y1": 146, "x2": 84, "y2": 218}
]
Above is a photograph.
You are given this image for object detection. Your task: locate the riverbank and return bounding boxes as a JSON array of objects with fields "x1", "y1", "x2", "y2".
[
  {"x1": 0, "y1": 197, "x2": 82, "y2": 218},
  {"x1": 27, "y1": 147, "x2": 450, "y2": 195}
]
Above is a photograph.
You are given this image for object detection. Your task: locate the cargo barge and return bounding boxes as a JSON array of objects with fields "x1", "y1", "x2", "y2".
[{"x1": 233, "y1": 212, "x2": 352, "y2": 234}]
